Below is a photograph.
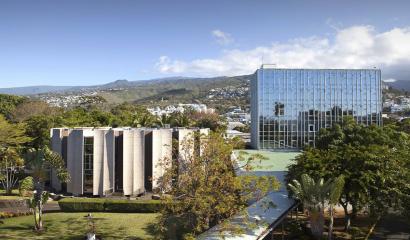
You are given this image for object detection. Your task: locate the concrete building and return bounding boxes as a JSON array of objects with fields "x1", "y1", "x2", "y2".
[
  {"x1": 50, "y1": 127, "x2": 209, "y2": 196},
  {"x1": 251, "y1": 66, "x2": 382, "y2": 149}
]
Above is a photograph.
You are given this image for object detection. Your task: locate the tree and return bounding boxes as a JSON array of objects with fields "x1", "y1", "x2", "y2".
[
  {"x1": 24, "y1": 115, "x2": 55, "y2": 149},
  {"x1": 0, "y1": 94, "x2": 26, "y2": 119},
  {"x1": 327, "y1": 175, "x2": 345, "y2": 240},
  {"x1": 0, "y1": 115, "x2": 31, "y2": 194},
  {"x1": 156, "y1": 114, "x2": 172, "y2": 127},
  {"x1": 157, "y1": 133, "x2": 280, "y2": 239},
  {"x1": 287, "y1": 117, "x2": 410, "y2": 230},
  {"x1": 11, "y1": 100, "x2": 58, "y2": 122},
  {"x1": 0, "y1": 148, "x2": 24, "y2": 195},
  {"x1": 0, "y1": 115, "x2": 31, "y2": 148},
  {"x1": 190, "y1": 112, "x2": 227, "y2": 132},
  {"x1": 288, "y1": 174, "x2": 329, "y2": 239},
  {"x1": 288, "y1": 174, "x2": 345, "y2": 240},
  {"x1": 170, "y1": 112, "x2": 192, "y2": 128},
  {"x1": 25, "y1": 148, "x2": 70, "y2": 231}
]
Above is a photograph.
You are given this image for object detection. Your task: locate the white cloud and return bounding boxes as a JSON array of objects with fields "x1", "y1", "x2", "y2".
[
  {"x1": 156, "y1": 25, "x2": 410, "y2": 80},
  {"x1": 212, "y1": 29, "x2": 234, "y2": 45}
]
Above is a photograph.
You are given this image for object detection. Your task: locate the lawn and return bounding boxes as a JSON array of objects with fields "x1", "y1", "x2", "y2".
[{"x1": 0, "y1": 212, "x2": 160, "y2": 239}]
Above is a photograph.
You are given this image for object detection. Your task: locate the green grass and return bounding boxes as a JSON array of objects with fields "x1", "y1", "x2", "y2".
[{"x1": 0, "y1": 212, "x2": 160, "y2": 239}]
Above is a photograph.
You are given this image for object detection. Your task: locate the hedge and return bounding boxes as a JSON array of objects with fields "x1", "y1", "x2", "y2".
[{"x1": 58, "y1": 198, "x2": 161, "y2": 213}]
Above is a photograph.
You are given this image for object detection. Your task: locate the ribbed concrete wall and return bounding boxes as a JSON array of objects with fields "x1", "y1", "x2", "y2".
[
  {"x1": 178, "y1": 129, "x2": 195, "y2": 166},
  {"x1": 122, "y1": 130, "x2": 134, "y2": 196},
  {"x1": 93, "y1": 130, "x2": 104, "y2": 196},
  {"x1": 52, "y1": 127, "x2": 208, "y2": 196},
  {"x1": 67, "y1": 130, "x2": 84, "y2": 195},
  {"x1": 133, "y1": 129, "x2": 145, "y2": 195},
  {"x1": 199, "y1": 128, "x2": 210, "y2": 156},
  {"x1": 50, "y1": 128, "x2": 63, "y2": 192},
  {"x1": 151, "y1": 129, "x2": 172, "y2": 190},
  {"x1": 104, "y1": 130, "x2": 115, "y2": 195}
]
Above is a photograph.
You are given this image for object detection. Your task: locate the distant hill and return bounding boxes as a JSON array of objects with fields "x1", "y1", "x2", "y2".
[
  {"x1": 385, "y1": 80, "x2": 410, "y2": 92},
  {"x1": 0, "y1": 85, "x2": 73, "y2": 95},
  {"x1": 1, "y1": 75, "x2": 251, "y2": 112}
]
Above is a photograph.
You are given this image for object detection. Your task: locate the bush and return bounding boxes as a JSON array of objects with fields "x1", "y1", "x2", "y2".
[
  {"x1": 104, "y1": 199, "x2": 161, "y2": 213},
  {"x1": 58, "y1": 198, "x2": 105, "y2": 212},
  {"x1": 58, "y1": 198, "x2": 161, "y2": 213},
  {"x1": 18, "y1": 176, "x2": 33, "y2": 197}
]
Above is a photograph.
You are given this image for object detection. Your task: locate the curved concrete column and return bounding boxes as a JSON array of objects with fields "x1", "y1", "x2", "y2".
[
  {"x1": 67, "y1": 130, "x2": 84, "y2": 196},
  {"x1": 122, "y1": 130, "x2": 134, "y2": 196},
  {"x1": 133, "y1": 129, "x2": 145, "y2": 195}
]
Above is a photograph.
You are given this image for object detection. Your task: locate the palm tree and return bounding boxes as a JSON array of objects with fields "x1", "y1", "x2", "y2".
[
  {"x1": 288, "y1": 174, "x2": 345, "y2": 240},
  {"x1": 156, "y1": 114, "x2": 172, "y2": 127},
  {"x1": 327, "y1": 175, "x2": 345, "y2": 240},
  {"x1": 288, "y1": 174, "x2": 330, "y2": 239},
  {"x1": 25, "y1": 147, "x2": 70, "y2": 231},
  {"x1": 132, "y1": 112, "x2": 156, "y2": 127}
]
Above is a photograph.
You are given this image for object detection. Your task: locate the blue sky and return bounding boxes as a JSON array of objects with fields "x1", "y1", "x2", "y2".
[{"x1": 1, "y1": 0, "x2": 410, "y2": 87}]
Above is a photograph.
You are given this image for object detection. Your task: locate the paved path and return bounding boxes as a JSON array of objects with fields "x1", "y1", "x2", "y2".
[{"x1": 371, "y1": 213, "x2": 410, "y2": 240}]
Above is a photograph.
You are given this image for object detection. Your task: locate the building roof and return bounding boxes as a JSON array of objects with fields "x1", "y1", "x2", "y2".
[{"x1": 198, "y1": 150, "x2": 300, "y2": 240}]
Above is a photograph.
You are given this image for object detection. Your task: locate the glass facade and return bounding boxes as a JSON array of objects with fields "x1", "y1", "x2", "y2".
[
  {"x1": 83, "y1": 137, "x2": 94, "y2": 193},
  {"x1": 251, "y1": 68, "x2": 382, "y2": 149}
]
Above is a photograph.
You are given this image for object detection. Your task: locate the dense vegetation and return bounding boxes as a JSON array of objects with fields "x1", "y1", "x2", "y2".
[{"x1": 286, "y1": 116, "x2": 410, "y2": 239}]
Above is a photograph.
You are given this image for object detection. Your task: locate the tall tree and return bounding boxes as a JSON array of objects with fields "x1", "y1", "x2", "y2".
[
  {"x1": 0, "y1": 115, "x2": 31, "y2": 194},
  {"x1": 158, "y1": 133, "x2": 280, "y2": 239},
  {"x1": 0, "y1": 148, "x2": 24, "y2": 195},
  {"x1": 25, "y1": 148, "x2": 70, "y2": 231},
  {"x1": 287, "y1": 117, "x2": 410, "y2": 230},
  {"x1": 288, "y1": 174, "x2": 329, "y2": 239}
]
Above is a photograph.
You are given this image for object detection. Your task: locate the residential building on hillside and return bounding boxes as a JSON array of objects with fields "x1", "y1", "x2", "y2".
[
  {"x1": 50, "y1": 127, "x2": 209, "y2": 196},
  {"x1": 251, "y1": 66, "x2": 382, "y2": 149}
]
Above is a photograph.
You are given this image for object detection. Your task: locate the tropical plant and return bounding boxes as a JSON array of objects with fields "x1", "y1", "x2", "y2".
[
  {"x1": 25, "y1": 148, "x2": 70, "y2": 231},
  {"x1": 288, "y1": 174, "x2": 330, "y2": 239},
  {"x1": 157, "y1": 132, "x2": 280, "y2": 239},
  {"x1": 327, "y1": 175, "x2": 345, "y2": 240},
  {"x1": 19, "y1": 176, "x2": 34, "y2": 197},
  {"x1": 27, "y1": 191, "x2": 49, "y2": 231},
  {"x1": 287, "y1": 116, "x2": 410, "y2": 230},
  {"x1": 156, "y1": 114, "x2": 172, "y2": 127},
  {"x1": 0, "y1": 148, "x2": 24, "y2": 195}
]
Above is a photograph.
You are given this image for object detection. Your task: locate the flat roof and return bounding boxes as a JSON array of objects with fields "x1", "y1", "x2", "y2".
[
  {"x1": 259, "y1": 65, "x2": 380, "y2": 71},
  {"x1": 234, "y1": 150, "x2": 299, "y2": 172},
  {"x1": 198, "y1": 150, "x2": 300, "y2": 239}
]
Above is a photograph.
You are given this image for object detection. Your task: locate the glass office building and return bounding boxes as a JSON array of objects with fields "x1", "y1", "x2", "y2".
[{"x1": 251, "y1": 66, "x2": 382, "y2": 149}]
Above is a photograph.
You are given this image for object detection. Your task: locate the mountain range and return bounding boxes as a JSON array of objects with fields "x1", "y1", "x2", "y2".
[{"x1": 1, "y1": 76, "x2": 409, "y2": 96}]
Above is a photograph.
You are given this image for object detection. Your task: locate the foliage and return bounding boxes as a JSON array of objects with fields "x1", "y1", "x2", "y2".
[
  {"x1": 287, "y1": 116, "x2": 410, "y2": 230},
  {"x1": 190, "y1": 112, "x2": 226, "y2": 132},
  {"x1": 24, "y1": 115, "x2": 56, "y2": 149},
  {"x1": 10, "y1": 100, "x2": 58, "y2": 122},
  {"x1": 58, "y1": 198, "x2": 106, "y2": 212},
  {"x1": 58, "y1": 198, "x2": 161, "y2": 213},
  {"x1": 288, "y1": 174, "x2": 345, "y2": 240},
  {"x1": 24, "y1": 148, "x2": 70, "y2": 231},
  {"x1": 0, "y1": 115, "x2": 31, "y2": 149},
  {"x1": 18, "y1": 176, "x2": 34, "y2": 197},
  {"x1": 158, "y1": 132, "x2": 280, "y2": 239},
  {"x1": 0, "y1": 94, "x2": 26, "y2": 119},
  {"x1": 0, "y1": 148, "x2": 24, "y2": 195}
]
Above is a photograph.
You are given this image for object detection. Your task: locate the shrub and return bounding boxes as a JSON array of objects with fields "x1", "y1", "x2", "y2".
[
  {"x1": 18, "y1": 176, "x2": 33, "y2": 197},
  {"x1": 104, "y1": 199, "x2": 161, "y2": 213},
  {"x1": 58, "y1": 198, "x2": 105, "y2": 212},
  {"x1": 58, "y1": 198, "x2": 161, "y2": 213}
]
